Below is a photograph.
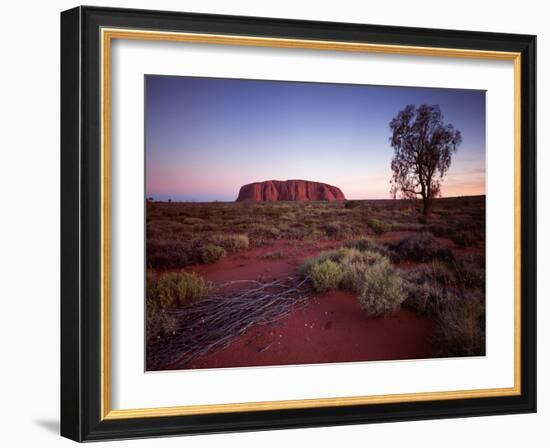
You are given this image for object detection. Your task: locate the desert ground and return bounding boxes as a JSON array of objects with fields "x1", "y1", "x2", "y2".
[{"x1": 146, "y1": 197, "x2": 485, "y2": 371}]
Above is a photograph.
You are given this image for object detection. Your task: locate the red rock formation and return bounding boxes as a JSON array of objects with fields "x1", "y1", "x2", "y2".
[{"x1": 236, "y1": 180, "x2": 346, "y2": 202}]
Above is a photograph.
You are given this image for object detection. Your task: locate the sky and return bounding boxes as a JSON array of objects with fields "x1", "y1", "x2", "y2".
[{"x1": 145, "y1": 75, "x2": 485, "y2": 201}]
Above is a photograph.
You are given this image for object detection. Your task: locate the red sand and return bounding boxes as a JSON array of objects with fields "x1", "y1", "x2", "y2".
[
  {"x1": 186, "y1": 239, "x2": 343, "y2": 284},
  {"x1": 182, "y1": 291, "x2": 434, "y2": 370},
  {"x1": 163, "y1": 234, "x2": 485, "y2": 370}
]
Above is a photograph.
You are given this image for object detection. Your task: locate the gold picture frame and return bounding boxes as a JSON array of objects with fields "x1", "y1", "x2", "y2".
[{"x1": 61, "y1": 6, "x2": 536, "y2": 441}]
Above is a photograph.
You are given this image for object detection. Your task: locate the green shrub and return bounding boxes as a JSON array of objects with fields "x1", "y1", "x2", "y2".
[
  {"x1": 357, "y1": 258, "x2": 406, "y2": 317},
  {"x1": 210, "y1": 233, "x2": 249, "y2": 251},
  {"x1": 368, "y1": 218, "x2": 392, "y2": 235},
  {"x1": 391, "y1": 232, "x2": 453, "y2": 262},
  {"x1": 199, "y1": 244, "x2": 226, "y2": 264},
  {"x1": 148, "y1": 271, "x2": 207, "y2": 309},
  {"x1": 303, "y1": 248, "x2": 405, "y2": 316},
  {"x1": 339, "y1": 258, "x2": 370, "y2": 292},
  {"x1": 310, "y1": 260, "x2": 344, "y2": 293},
  {"x1": 299, "y1": 249, "x2": 342, "y2": 277}
]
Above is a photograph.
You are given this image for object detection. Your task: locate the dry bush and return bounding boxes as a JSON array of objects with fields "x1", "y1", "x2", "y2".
[
  {"x1": 209, "y1": 233, "x2": 249, "y2": 251},
  {"x1": 343, "y1": 237, "x2": 387, "y2": 255},
  {"x1": 368, "y1": 218, "x2": 392, "y2": 235},
  {"x1": 433, "y1": 292, "x2": 485, "y2": 357},
  {"x1": 344, "y1": 200, "x2": 361, "y2": 209},
  {"x1": 391, "y1": 232, "x2": 453, "y2": 262},
  {"x1": 146, "y1": 239, "x2": 192, "y2": 269},
  {"x1": 146, "y1": 307, "x2": 179, "y2": 341},
  {"x1": 454, "y1": 254, "x2": 485, "y2": 289},
  {"x1": 323, "y1": 221, "x2": 355, "y2": 239},
  {"x1": 147, "y1": 271, "x2": 207, "y2": 310},
  {"x1": 199, "y1": 244, "x2": 226, "y2": 264},
  {"x1": 249, "y1": 223, "x2": 281, "y2": 239},
  {"x1": 403, "y1": 276, "x2": 456, "y2": 317},
  {"x1": 450, "y1": 230, "x2": 479, "y2": 247},
  {"x1": 402, "y1": 258, "x2": 485, "y2": 357}
]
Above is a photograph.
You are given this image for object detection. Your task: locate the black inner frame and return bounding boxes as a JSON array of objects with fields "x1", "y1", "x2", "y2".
[{"x1": 60, "y1": 6, "x2": 536, "y2": 442}]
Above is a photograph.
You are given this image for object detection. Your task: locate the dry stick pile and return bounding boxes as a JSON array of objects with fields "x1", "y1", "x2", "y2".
[{"x1": 147, "y1": 276, "x2": 314, "y2": 370}]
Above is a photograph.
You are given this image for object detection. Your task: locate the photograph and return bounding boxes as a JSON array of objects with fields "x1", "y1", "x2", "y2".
[{"x1": 144, "y1": 75, "x2": 487, "y2": 371}]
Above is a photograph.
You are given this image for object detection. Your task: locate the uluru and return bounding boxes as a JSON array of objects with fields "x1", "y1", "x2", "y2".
[{"x1": 236, "y1": 179, "x2": 346, "y2": 202}]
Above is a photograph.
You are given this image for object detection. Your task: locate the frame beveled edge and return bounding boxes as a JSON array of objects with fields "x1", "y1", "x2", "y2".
[{"x1": 61, "y1": 5, "x2": 537, "y2": 442}]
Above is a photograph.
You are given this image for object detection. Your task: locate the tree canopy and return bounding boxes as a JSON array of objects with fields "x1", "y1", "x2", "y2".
[{"x1": 389, "y1": 104, "x2": 462, "y2": 217}]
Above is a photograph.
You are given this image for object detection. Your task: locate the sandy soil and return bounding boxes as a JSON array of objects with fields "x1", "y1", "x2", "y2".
[
  {"x1": 182, "y1": 291, "x2": 434, "y2": 370},
  {"x1": 166, "y1": 235, "x2": 438, "y2": 370},
  {"x1": 186, "y1": 239, "x2": 343, "y2": 285}
]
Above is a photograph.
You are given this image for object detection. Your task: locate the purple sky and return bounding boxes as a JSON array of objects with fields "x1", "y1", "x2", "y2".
[{"x1": 145, "y1": 75, "x2": 485, "y2": 201}]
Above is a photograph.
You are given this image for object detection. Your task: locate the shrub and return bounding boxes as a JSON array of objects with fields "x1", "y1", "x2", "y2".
[
  {"x1": 454, "y1": 254, "x2": 485, "y2": 289},
  {"x1": 451, "y1": 230, "x2": 478, "y2": 247},
  {"x1": 403, "y1": 277, "x2": 456, "y2": 317},
  {"x1": 146, "y1": 307, "x2": 179, "y2": 341},
  {"x1": 401, "y1": 263, "x2": 486, "y2": 357},
  {"x1": 210, "y1": 233, "x2": 249, "y2": 251},
  {"x1": 391, "y1": 232, "x2": 453, "y2": 262},
  {"x1": 368, "y1": 218, "x2": 392, "y2": 235},
  {"x1": 344, "y1": 200, "x2": 361, "y2": 209},
  {"x1": 339, "y1": 258, "x2": 370, "y2": 292},
  {"x1": 303, "y1": 248, "x2": 405, "y2": 316},
  {"x1": 357, "y1": 258, "x2": 406, "y2": 317},
  {"x1": 430, "y1": 260, "x2": 456, "y2": 284},
  {"x1": 299, "y1": 249, "x2": 342, "y2": 277},
  {"x1": 199, "y1": 244, "x2": 226, "y2": 264},
  {"x1": 323, "y1": 221, "x2": 354, "y2": 239},
  {"x1": 310, "y1": 260, "x2": 344, "y2": 293},
  {"x1": 148, "y1": 271, "x2": 207, "y2": 309},
  {"x1": 426, "y1": 224, "x2": 451, "y2": 239},
  {"x1": 433, "y1": 293, "x2": 485, "y2": 356},
  {"x1": 324, "y1": 222, "x2": 342, "y2": 238},
  {"x1": 249, "y1": 223, "x2": 281, "y2": 239},
  {"x1": 146, "y1": 239, "x2": 192, "y2": 269},
  {"x1": 343, "y1": 237, "x2": 387, "y2": 254}
]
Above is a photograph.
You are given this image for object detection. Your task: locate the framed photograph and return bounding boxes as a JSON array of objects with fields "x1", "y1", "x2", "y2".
[{"x1": 60, "y1": 6, "x2": 536, "y2": 441}]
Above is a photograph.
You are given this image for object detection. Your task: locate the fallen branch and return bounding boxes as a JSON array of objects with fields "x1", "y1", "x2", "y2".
[{"x1": 147, "y1": 276, "x2": 313, "y2": 370}]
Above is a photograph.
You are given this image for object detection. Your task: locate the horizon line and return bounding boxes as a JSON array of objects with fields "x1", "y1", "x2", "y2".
[{"x1": 145, "y1": 193, "x2": 486, "y2": 203}]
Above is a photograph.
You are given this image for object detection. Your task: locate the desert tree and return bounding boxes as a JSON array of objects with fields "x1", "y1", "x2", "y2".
[{"x1": 389, "y1": 104, "x2": 462, "y2": 219}]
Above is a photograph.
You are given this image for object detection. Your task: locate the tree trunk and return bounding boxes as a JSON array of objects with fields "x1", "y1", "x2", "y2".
[{"x1": 422, "y1": 195, "x2": 431, "y2": 221}]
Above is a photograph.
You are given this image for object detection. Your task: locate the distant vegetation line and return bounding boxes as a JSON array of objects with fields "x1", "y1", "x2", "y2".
[{"x1": 146, "y1": 194, "x2": 486, "y2": 203}]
